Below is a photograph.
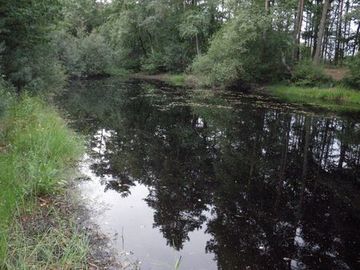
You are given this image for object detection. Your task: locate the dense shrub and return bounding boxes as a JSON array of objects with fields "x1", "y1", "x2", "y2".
[
  {"x1": 141, "y1": 52, "x2": 167, "y2": 73},
  {"x1": 100, "y1": 5, "x2": 209, "y2": 74},
  {"x1": 54, "y1": 30, "x2": 114, "y2": 77},
  {"x1": 191, "y1": 9, "x2": 291, "y2": 87},
  {"x1": 53, "y1": 30, "x2": 84, "y2": 77},
  {"x1": 99, "y1": 12, "x2": 143, "y2": 71},
  {"x1": 80, "y1": 32, "x2": 113, "y2": 76},
  {"x1": 344, "y1": 53, "x2": 360, "y2": 90},
  {"x1": 141, "y1": 44, "x2": 192, "y2": 73},
  {"x1": 7, "y1": 46, "x2": 66, "y2": 93},
  {"x1": 291, "y1": 60, "x2": 332, "y2": 87}
]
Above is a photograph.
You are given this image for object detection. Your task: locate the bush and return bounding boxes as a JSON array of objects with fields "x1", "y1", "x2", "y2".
[
  {"x1": 162, "y1": 43, "x2": 191, "y2": 73},
  {"x1": 141, "y1": 44, "x2": 191, "y2": 74},
  {"x1": 7, "y1": 46, "x2": 66, "y2": 94},
  {"x1": 344, "y1": 53, "x2": 360, "y2": 90},
  {"x1": 141, "y1": 51, "x2": 167, "y2": 74},
  {"x1": 53, "y1": 30, "x2": 85, "y2": 77},
  {"x1": 191, "y1": 9, "x2": 291, "y2": 87},
  {"x1": 53, "y1": 30, "x2": 114, "y2": 77},
  {"x1": 291, "y1": 60, "x2": 332, "y2": 87},
  {"x1": 80, "y1": 32, "x2": 113, "y2": 76}
]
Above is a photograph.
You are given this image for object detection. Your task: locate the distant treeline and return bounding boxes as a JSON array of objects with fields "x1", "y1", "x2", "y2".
[{"x1": 1, "y1": 0, "x2": 360, "y2": 90}]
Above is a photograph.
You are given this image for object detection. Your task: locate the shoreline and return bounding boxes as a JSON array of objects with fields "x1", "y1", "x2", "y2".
[
  {"x1": 267, "y1": 84, "x2": 360, "y2": 113},
  {"x1": 0, "y1": 93, "x2": 129, "y2": 269},
  {"x1": 129, "y1": 72, "x2": 360, "y2": 113},
  {"x1": 130, "y1": 73, "x2": 199, "y2": 88}
]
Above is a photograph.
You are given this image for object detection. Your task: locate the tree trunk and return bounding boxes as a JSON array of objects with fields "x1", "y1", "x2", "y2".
[
  {"x1": 342, "y1": 0, "x2": 350, "y2": 56},
  {"x1": 334, "y1": 0, "x2": 344, "y2": 64},
  {"x1": 322, "y1": 20, "x2": 330, "y2": 59},
  {"x1": 195, "y1": 33, "x2": 200, "y2": 55},
  {"x1": 312, "y1": 0, "x2": 322, "y2": 58},
  {"x1": 352, "y1": 23, "x2": 360, "y2": 56},
  {"x1": 265, "y1": 0, "x2": 270, "y2": 14},
  {"x1": 314, "y1": 0, "x2": 331, "y2": 65},
  {"x1": 293, "y1": 0, "x2": 305, "y2": 61}
]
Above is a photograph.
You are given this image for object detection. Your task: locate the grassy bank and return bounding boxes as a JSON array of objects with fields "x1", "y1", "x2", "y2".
[
  {"x1": 268, "y1": 84, "x2": 360, "y2": 112},
  {"x1": 0, "y1": 91, "x2": 88, "y2": 268}
]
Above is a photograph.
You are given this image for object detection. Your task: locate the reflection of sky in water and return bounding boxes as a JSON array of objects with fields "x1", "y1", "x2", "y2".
[
  {"x1": 79, "y1": 131, "x2": 216, "y2": 270},
  {"x1": 80, "y1": 157, "x2": 217, "y2": 270}
]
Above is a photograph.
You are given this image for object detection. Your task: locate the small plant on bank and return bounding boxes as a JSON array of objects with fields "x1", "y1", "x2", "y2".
[{"x1": 291, "y1": 60, "x2": 332, "y2": 87}]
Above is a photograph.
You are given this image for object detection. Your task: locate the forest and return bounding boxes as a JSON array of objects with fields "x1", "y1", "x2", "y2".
[
  {"x1": 1, "y1": 0, "x2": 360, "y2": 269},
  {"x1": 0, "y1": 0, "x2": 360, "y2": 91}
]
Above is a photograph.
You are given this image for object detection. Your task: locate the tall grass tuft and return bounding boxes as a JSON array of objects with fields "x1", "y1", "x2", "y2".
[
  {"x1": 0, "y1": 93, "x2": 84, "y2": 267},
  {"x1": 4, "y1": 207, "x2": 89, "y2": 269}
]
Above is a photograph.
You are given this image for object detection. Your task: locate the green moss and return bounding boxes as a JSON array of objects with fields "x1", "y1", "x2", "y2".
[{"x1": 268, "y1": 84, "x2": 360, "y2": 112}]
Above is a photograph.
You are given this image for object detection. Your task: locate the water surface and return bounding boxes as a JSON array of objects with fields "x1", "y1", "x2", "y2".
[{"x1": 58, "y1": 78, "x2": 360, "y2": 270}]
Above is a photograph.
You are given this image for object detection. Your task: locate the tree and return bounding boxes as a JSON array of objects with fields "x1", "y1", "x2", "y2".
[
  {"x1": 314, "y1": 0, "x2": 331, "y2": 64},
  {"x1": 0, "y1": 0, "x2": 62, "y2": 91},
  {"x1": 293, "y1": 0, "x2": 305, "y2": 61}
]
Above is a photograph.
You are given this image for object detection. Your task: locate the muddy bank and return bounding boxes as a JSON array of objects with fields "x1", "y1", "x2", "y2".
[{"x1": 11, "y1": 178, "x2": 139, "y2": 270}]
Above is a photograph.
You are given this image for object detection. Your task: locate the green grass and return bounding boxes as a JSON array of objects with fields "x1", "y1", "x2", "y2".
[
  {"x1": 165, "y1": 74, "x2": 186, "y2": 87},
  {"x1": 4, "y1": 205, "x2": 89, "y2": 269},
  {"x1": 105, "y1": 66, "x2": 130, "y2": 77},
  {"x1": 268, "y1": 84, "x2": 360, "y2": 112},
  {"x1": 0, "y1": 91, "x2": 86, "y2": 268}
]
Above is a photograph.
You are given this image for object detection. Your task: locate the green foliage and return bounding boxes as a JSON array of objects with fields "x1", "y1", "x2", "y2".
[
  {"x1": 0, "y1": 0, "x2": 63, "y2": 91},
  {"x1": 0, "y1": 0, "x2": 61, "y2": 49},
  {"x1": 53, "y1": 29, "x2": 113, "y2": 77},
  {"x1": 291, "y1": 60, "x2": 332, "y2": 87},
  {"x1": 191, "y1": 9, "x2": 291, "y2": 87},
  {"x1": 100, "y1": 10, "x2": 143, "y2": 70},
  {"x1": 344, "y1": 53, "x2": 360, "y2": 90},
  {"x1": 8, "y1": 47, "x2": 66, "y2": 93},
  {"x1": 61, "y1": 0, "x2": 106, "y2": 34},
  {"x1": 0, "y1": 95, "x2": 83, "y2": 263},
  {"x1": 100, "y1": 0, "x2": 223, "y2": 73},
  {"x1": 141, "y1": 52, "x2": 167, "y2": 73},
  {"x1": 80, "y1": 31, "x2": 113, "y2": 76},
  {"x1": 179, "y1": 9, "x2": 208, "y2": 40},
  {"x1": 53, "y1": 30, "x2": 85, "y2": 77}
]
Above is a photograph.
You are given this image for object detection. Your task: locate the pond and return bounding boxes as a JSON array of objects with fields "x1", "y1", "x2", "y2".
[{"x1": 58, "y1": 78, "x2": 360, "y2": 270}]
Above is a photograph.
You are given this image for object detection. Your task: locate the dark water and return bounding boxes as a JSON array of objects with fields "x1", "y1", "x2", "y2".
[{"x1": 58, "y1": 78, "x2": 360, "y2": 270}]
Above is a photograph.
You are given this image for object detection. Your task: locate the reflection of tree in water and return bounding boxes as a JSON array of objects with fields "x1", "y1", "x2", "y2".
[
  {"x1": 205, "y1": 114, "x2": 360, "y2": 269},
  {"x1": 61, "y1": 78, "x2": 360, "y2": 269}
]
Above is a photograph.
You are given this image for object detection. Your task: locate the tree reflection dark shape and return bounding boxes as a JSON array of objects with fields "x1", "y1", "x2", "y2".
[{"x1": 58, "y1": 78, "x2": 360, "y2": 269}]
